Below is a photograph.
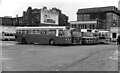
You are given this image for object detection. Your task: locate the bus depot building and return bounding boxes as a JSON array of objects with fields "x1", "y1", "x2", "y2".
[{"x1": 70, "y1": 6, "x2": 120, "y2": 41}]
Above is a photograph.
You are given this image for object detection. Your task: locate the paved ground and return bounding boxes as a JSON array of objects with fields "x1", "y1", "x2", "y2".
[{"x1": 1, "y1": 41, "x2": 119, "y2": 71}]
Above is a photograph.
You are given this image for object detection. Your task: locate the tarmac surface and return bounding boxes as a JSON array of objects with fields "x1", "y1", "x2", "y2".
[{"x1": 1, "y1": 41, "x2": 119, "y2": 71}]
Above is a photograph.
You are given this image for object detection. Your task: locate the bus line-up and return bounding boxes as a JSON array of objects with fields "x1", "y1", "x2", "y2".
[{"x1": 15, "y1": 26, "x2": 110, "y2": 45}]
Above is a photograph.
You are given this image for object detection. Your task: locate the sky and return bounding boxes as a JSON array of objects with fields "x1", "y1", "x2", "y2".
[{"x1": 0, "y1": 0, "x2": 119, "y2": 21}]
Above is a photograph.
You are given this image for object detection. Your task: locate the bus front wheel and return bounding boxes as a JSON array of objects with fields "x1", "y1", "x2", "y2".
[{"x1": 49, "y1": 40, "x2": 55, "y2": 45}]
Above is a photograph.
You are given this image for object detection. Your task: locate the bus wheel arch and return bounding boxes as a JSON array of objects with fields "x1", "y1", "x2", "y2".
[{"x1": 49, "y1": 39, "x2": 55, "y2": 45}]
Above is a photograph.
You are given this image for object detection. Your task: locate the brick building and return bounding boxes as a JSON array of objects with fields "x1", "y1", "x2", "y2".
[
  {"x1": 0, "y1": 17, "x2": 14, "y2": 26},
  {"x1": 77, "y1": 6, "x2": 120, "y2": 30},
  {"x1": 0, "y1": 16, "x2": 23, "y2": 26}
]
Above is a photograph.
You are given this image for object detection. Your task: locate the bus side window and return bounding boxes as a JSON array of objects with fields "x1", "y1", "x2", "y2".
[
  {"x1": 10, "y1": 33, "x2": 14, "y2": 36},
  {"x1": 58, "y1": 30, "x2": 64, "y2": 37},
  {"x1": 40, "y1": 30, "x2": 42, "y2": 34},
  {"x1": 6, "y1": 33, "x2": 9, "y2": 36},
  {"x1": 36, "y1": 30, "x2": 40, "y2": 34},
  {"x1": 34, "y1": 30, "x2": 36, "y2": 34},
  {"x1": 33, "y1": 30, "x2": 35, "y2": 34},
  {"x1": 36, "y1": 30, "x2": 39, "y2": 34},
  {"x1": 29, "y1": 30, "x2": 33, "y2": 34},
  {"x1": 16, "y1": 30, "x2": 18, "y2": 34},
  {"x1": 17, "y1": 30, "x2": 19, "y2": 34},
  {"x1": 19, "y1": 30, "x2": 22, "y2": 34},
  {"x1": 44, "y1": 30, "x2": 47, "y2": 34},
  {"x1": 48, "y1": 30, "x2": 56, "y2": 35},
  {"x1": 33, "y1": 30, "x2": 38, "y2": 34},
  {"x1": 37, "y1": 30, "x2": 40, "y2": 34},
  {"x1": 27, "y1": 30, "x2": 31, "y2": 34},
  {"x1": 26, "y1": 30, "x2": 29, "y2": 34},
  {"x1": 22, "y1": 30, "x2": 25, "y2": 34},
  {"x1": 41, "y1": 30, "x2": 47, "y2": 35}
]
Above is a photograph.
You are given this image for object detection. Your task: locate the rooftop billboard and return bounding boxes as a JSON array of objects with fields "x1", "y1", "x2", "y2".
[{"x1": 41, "y1": 9, "x2": 59, "y2": 25}]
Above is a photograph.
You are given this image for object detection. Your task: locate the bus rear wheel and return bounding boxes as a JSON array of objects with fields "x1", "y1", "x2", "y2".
[{"x1": 49, "y1": 40, "x2": 55, "y2": 45}]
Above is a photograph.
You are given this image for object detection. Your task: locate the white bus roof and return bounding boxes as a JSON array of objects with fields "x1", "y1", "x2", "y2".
[
  {"x1": 70, "y1": 21, "x2": 97, "y2": 24},
  {"x1": 98, "y1": 31, "x2": 109, "y2": 33},
  {"x1": 81, "y1": 29, "x2": 98, "y2": 33},
  {"x1": 16, "y1": 26, "x2": 67, "y2": 30}
]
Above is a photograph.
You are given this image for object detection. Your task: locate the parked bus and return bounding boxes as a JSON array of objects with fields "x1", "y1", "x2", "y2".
[
  {"x1": 2, "y1": 32, "x2": 15, "y2": 41},
  {"x1": 71, "y1": 29, "x2": 82, "y2": 44},
  {"x1": 15, "y1": 26, "x2": 72, "y2": 45},
  {"x1": 81, "y1": 29, "x2": 99, "y2": 44},
  {"x1": 98, "y1": 30, "x2": 110, "y2": 44},
  {"x1": 1, "y1": 26, "x2": 16, "y2": 41}
]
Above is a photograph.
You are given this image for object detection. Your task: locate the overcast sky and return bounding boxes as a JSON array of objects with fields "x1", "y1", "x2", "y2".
[{"x1": 0, "y1": 0, "x2": 119, "y2": 21}]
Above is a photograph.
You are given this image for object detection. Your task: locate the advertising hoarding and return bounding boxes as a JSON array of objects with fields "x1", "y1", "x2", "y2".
[{"x1": 41, "y1": 9, "x2": 59, "y2": 25}]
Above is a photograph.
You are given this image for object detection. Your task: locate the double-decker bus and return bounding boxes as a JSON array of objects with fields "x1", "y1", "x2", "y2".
[
  {"x1": 15, "y1": 26, "x2": 72, "y2": 45},
  {"x1": 81, "y1": 29, "x2": 99, "y2": 44}
]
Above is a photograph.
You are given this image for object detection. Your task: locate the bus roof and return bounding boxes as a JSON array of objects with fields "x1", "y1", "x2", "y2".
[
  {"x1": 98, "y1": 30, "x2": 109, "y2": 33},
  {"x1": 16, "y1": 26, "x2": 67, "y2": 30}
]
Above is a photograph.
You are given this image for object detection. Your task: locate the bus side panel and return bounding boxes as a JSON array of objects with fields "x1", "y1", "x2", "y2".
[
  {"x1": 25, "y1": 34, "x2": 44, "y2": 44},
  {"x1": 25, "y1": 34, "x2": 35, "y2": 44},
  {"x1": 25, "y1": 34, "x2": 56, "y2": 44},
  {"x1": 35, "y1": 35, "x2": 53, "y2": 44},
  {"x1": 54, "y1": 37, "x2": 72, "y2": 44},
  {"x1": 15, "y1": 34, "x2": 23, "y2": 42}
]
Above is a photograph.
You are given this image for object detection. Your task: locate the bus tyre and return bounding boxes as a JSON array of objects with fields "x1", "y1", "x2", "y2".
[
  {"x1": 49, "y1": 40, "x2": 55, "y2": 45},
  {"x1": 21, "y1": 38, "x2": 27, "y2": 44}
]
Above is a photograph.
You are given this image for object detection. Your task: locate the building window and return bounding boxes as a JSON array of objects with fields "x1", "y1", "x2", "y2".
[
  {"x1": 78, "y1": 15, "x2": 83, "y2": 21},
  {"x1": 83, "y1": 14, "x2": 90, "y2": 21}
]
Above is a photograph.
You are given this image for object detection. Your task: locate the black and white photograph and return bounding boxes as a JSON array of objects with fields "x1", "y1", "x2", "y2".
[{"x1": 0, "y1": 0, "x2": 119, "y2": 72}]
